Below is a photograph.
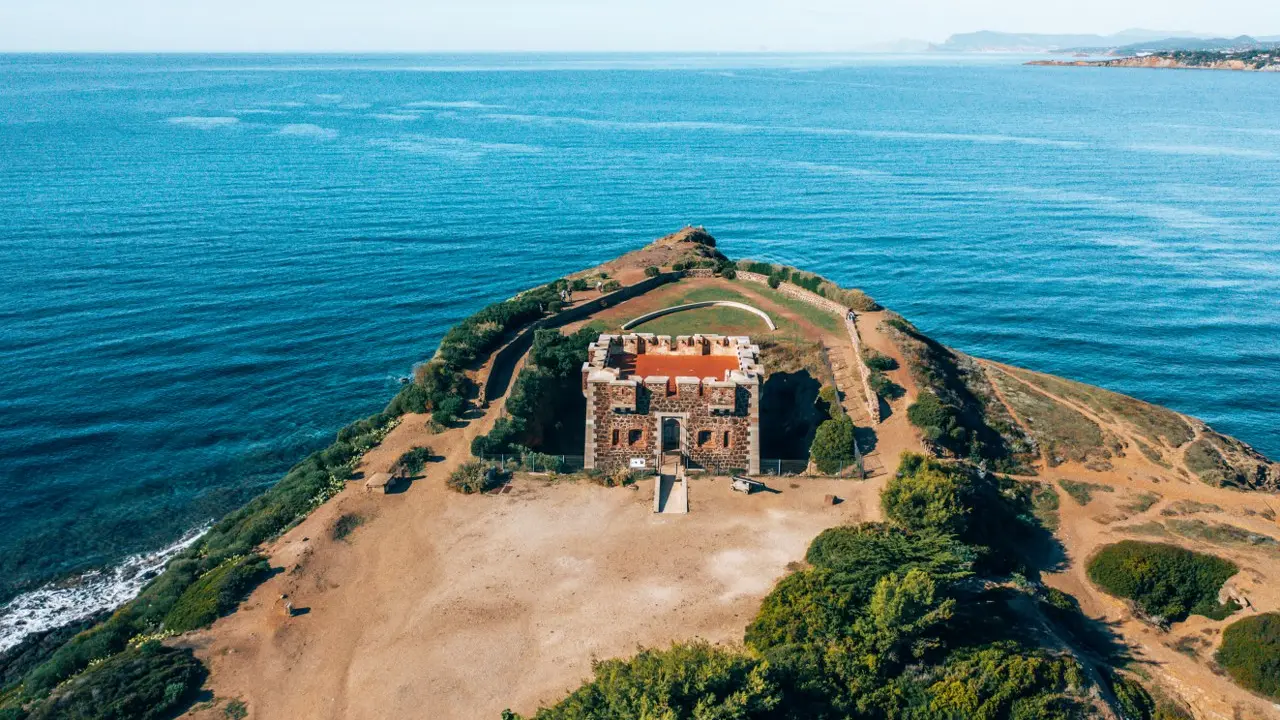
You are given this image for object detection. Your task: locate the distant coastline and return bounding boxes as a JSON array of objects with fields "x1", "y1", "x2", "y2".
[{"x1": 1030, "y1": 51, "x2": 1280, "y2": 72}]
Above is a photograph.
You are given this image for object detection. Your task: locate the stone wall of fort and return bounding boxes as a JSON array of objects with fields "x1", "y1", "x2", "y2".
[{"x1": 587, "y1": 379, "x2": 756, "y2": 473}]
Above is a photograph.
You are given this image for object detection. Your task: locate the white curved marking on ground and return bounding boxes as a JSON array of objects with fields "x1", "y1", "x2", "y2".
[{"x1": 622, "y1": 301, "x2": 777, "y2": 331}]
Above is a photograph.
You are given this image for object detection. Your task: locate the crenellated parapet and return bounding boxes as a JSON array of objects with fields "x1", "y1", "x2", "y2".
[{"x1": 582, "y1": 334, "x2": 761, "y2": 474}]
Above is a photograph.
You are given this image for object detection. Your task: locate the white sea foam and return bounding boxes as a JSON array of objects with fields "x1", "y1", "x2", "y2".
[
  {"x1": 278, "y1": 123, "x2": 338, "y2": 139},
  {"x1": 370, "y1": 112, "x2": 421, "y2": 122},
  {"x1": 167, "y1": 116, "x2": 240, "y2": 130},
  {"x1": 0, "y1": 525, "x2": 208, "y2": 653},
  {"x1": 368, "y1": 135, "x2": 542, "y2": 160},
  {"x1": 405, "y1": 100, "x2": 497, "y2": 109}
]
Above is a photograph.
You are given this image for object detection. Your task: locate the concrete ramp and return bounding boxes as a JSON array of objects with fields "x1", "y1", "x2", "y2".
[{"x1": 654, "y1": 461, "x2": 689, "y2": 515}]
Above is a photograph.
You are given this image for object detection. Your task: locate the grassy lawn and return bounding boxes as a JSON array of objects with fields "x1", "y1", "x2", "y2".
[
  {"x1": 737, "y1": 281, "x2": 844, "y2": 333},
  {"x1": 629, "y1": 305, "x2": 772, "y2": 337}
]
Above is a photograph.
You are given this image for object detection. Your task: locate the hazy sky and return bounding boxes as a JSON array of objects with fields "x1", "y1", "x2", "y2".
[{"x1": 1, "y1": 0, "x2": 1277, "y2": 52}]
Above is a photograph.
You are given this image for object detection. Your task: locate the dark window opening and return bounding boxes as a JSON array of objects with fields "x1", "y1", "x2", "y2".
[
  {"x1": 697, "y1": 430, "x2": 712, "y2": 447},
  {"x1": 723, "y1": 431, "x2": 731, "y2": 448},
  {"x1": 611, "y1": 429, "x2": 620, "y2": 446},
  {"x1": 628, "y1": 429, "x2": 643, "y2": 446}
]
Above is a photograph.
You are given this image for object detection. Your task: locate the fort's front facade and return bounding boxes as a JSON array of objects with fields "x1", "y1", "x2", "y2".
[{"x1": 582, "y1": 333, "x2": 761, "y2": 474}]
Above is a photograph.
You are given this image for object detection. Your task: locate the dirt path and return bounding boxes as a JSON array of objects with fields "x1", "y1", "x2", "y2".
[{"x1": 852, "y1": 310, "x2": 922, "y2": 477}]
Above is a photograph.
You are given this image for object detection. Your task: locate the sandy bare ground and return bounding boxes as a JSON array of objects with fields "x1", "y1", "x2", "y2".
[{"x1": 187, "y1": 285, "x2": 886, "y2": 719}]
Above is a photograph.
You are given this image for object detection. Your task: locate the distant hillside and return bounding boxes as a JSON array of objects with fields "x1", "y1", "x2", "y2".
[
  {"x1": 1068, "y1": 35, "x2": 1280, "y2": 56},
  {"x1": 932, "y1": 29, "x2": 1202, "y2": 52}
]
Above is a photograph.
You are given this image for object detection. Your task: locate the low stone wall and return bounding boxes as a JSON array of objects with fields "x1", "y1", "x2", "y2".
[
  {"x1": 684, "y1": 267, "x2": 715, "y2": 278},
  {"x1": 737, "y1": 271, "x2": 880, "y2": 423},
  {"x1": 844, "y1": 317, "x2": 881, "y2": 424}
]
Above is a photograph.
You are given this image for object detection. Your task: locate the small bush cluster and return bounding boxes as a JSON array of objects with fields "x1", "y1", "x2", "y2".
[
  {"x1": 447, "y1": 462, "x2": 500, "y2": 494},
  {"x1": 643, "y1": 265, "x2": 660, "y2": 278},
  {"x1": 1057, "y1": 478, "x2": 1113, "y2": 506},
  {"x1": 1086, "y1": 540, "x2": 1238, "y2": 623},
  {"x1": 23, "y1": 641, "x2": 206, "y2": 720},
  {"x1": 866, "y1": 371, "x2": 905, "y2": 401},
  {"x1": 436, "y1": 281, "x2": 568, "y2": 368},
  {"x1": 331, "y1": 512, "x2": 365, "y2": 542},
  {"x1": 396, "y1": 446, "x2": 434, "y2": 475},
  {"x1": 861, "y1": 349, "x2": 898, "y2": 373},
  {"x1": 162, "y1": 555, "x2": 271, "y2": 634},
  {"x1": 386, "y1": 359, "x2": 471, "y2": 417},
  {"x1": 1215, "y1": 612, "x2": 1280, "y2": 701},
  {"x1": 737, "y1": 260, "x2": 881, "y2": 311}
]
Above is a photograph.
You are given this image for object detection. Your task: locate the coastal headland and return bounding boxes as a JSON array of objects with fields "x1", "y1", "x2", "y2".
[
  {"x1": 3, "y1": 228, "x2": 1280, "y2": 720},
  {"x1": 1030, "y1": 51, "x2": 1280, "y2": 71}
]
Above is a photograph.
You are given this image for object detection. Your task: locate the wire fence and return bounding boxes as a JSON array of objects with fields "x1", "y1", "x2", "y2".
[
  {"x1": 478, "y1": 453, "x2": 586, "y2": 474},
  {"x1": 476, "y1": 453, "x2": 867, "y2": 479},
  {"x1": 757, "y1": 458, "x2": 866, "y2": 479}
]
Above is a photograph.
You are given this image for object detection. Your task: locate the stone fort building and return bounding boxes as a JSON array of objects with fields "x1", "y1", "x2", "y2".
[{"x1": 582, "y1": 333, "x2": 761, "y2": 474}]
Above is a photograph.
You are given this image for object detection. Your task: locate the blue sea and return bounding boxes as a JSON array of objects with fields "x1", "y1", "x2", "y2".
[{"x1": 1, "y1": 53, "x2": 1278, "y2": 646}]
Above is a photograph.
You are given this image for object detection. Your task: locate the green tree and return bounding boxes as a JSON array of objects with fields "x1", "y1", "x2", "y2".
[
  {"x1": 530, "y1": 642, "x2": 780, "y2": 720},
  {"x1": 810, "y1": 416, "x2": 857, "y2": 475},
  {"x1": 881, "y1": 454, "x2": 969, "y2": 536}
]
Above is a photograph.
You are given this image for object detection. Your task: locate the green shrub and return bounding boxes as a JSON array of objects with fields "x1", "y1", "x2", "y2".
[
  {"x1": 332, "y1": 513, "x2": 365, "y2": 542},
  {"x1": 867, "y1": 371, "x2": 905, "y2": 400},
  {"x1": 1058, "y1": 478, "x2": 1113, "y2": 506},
  {"x1": 24, "y1": 642, "x2": 205, "y2": 720},
  {"x1": 745, "y1": 568, "x2": 856, "y2": 651},
  {"x1": 907, "y1": 391, "x2": 963, "y2": 448},
  {"x1": 817, "y1": 385, "x2": 843, "y2": 420},
  {"x1": 809, "y1": 416, "x2": 857, "y2": 475},
  {"x1": 644, "y1": 265, "x2": 660, "y2": 278},
  {"x1": 433, "y1": 396, "x2": 464, "y2": 426},
  {"x1": 224, "y1": 699, "x2": 249, "y2": 720},
  {"x1": 601, "y1": 279, "x2": 621, "y2": 292},
  {"x1": 447, "y1": 462, "x2": 498, "y2": 494},
  {"x1": 163, "y1": 555, "x2": 271, "y2": 633},
  {"x1": 1109, "y1": 673, "x2": 1156, "y2": 720},
  {"x1": 437, "y1": 280, "x2": 566, "y2": 368},
  {"x1": 767, "y1": 273, "x2": 782, "y2": 289},
  {"x1": 882, "y1": 453, "x2": 969, "y2": 536},
  {"x1": 397, "y1": 446, "x2": 434, "y2": 475},
  {"x1": 1086, "y1": 541, "x2": 1238, "y2": 622},
  {"x1": 527, "y1": 642, "x2": 779, "y2": 719},
  {"x1": 1216, "y1": 613, "x2": 1280, "y2": 700},
  {"x1": 1031, "y1": 484, "x2": 1061, "y2": 530},
  {"x1": 738, "y1": 260, "x2": 775, "y2": 276},
  {"x1": 862, "y1": 349, "x2": 898, "y2": 372}
]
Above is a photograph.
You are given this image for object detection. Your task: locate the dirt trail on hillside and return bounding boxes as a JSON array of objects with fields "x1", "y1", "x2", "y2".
[{"x1": 974, "y1": 362, "x2": 1280, "y2": 719}]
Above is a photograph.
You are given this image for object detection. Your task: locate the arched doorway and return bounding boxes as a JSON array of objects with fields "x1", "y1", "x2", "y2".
[{"x1": 661, "y1": 417, "x2": 682, "y2": 452}]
